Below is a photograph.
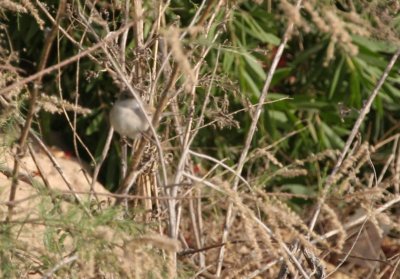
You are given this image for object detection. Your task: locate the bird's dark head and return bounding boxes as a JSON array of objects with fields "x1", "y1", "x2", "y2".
[{"x1": 118, "y1": 89, "x2": 135, "y2": 101}]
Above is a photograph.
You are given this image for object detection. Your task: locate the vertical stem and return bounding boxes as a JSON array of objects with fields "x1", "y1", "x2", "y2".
[
  {"x1": 215, "y1": 0, "x2": 303, "y2": 275},
  {"x1": 7, "y1": 0, "x2": 67, "y2": 221}
]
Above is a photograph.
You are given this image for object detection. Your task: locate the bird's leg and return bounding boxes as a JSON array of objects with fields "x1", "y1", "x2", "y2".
[{"x1": 120, "y1": 136, "x2": 128, "y2": 178}]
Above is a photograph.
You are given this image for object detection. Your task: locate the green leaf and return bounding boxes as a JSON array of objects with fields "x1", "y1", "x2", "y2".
[
  {"x1": 292, "y1": 43, "x2": 325, "y2": 66},
  {"x1": 235, "y1": 12, "x2": 280, "y2": 45},
  {"x1": 86, "y1": 110, "x2": 104, "y2": 136},
  {"x1": 268, "y1": 110, "x2": 288, "y2": 123},
  {"x1": 241, "y1": 50, "x2": 266, "y2": 80},
  {"x1": 352, "y1": 35, "x2": 397, "y2": 53},
  {"x1": 320, "y1": 121, "x2": 345, "y2": 148},
  {"x1": 329, "y1": 56, "x2": 345, "y2": 99},
  {"x1": 223, "y1": 50, "x2": 235, "y2": 73},
  {"x1": 281, "y1": 184, "x2": 314, "y2": 195},
  {"x1": 382, "y1": 82, "x2": 400, "y2": 99},
  {"x1": 308, "y1": 120, "x2": 318, "y2": 143},
  {"x1": 240, "y1": 67, "x2": 261, "y2": 97},
  {"x1": 349, "y1": 71, "x2": 361, "y2": 105},
  {"x1": 271, "y1": 68, "x2": 292, "y2": 86}
]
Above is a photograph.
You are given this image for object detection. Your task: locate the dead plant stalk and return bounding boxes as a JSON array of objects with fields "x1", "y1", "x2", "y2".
[
  {"x1": 308, "y1": 47, "x2": 400, "y2": 233},
  {"x1": 215, "y1": 0, "x2": 304, "y2": 276}
]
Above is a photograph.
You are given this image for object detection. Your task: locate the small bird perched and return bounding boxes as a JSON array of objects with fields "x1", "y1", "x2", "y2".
[{"x1": 109, "y1": 90, "x2": 154, "y2": 139}]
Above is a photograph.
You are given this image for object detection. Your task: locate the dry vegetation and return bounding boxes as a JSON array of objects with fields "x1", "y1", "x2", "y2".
[{"x1": 0, "y1": 0, "x2": 400, "y2": 278}]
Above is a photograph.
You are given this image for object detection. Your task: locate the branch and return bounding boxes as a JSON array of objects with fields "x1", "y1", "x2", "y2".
[{"x1": 308, "y1": 47, "x2": 400, "y2": 233}]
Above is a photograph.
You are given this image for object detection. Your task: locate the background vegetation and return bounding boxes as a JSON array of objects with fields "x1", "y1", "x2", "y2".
[{"x1": 1, "y1": 0, "x2": 400, "y2": 278}]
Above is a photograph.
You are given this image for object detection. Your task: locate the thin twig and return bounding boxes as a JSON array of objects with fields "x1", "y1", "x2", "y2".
[
  {"x1": 6, "y1": 0, "x2": 67, "y2": 221},
  {"x1": 42, "y1": 254, "x2": 78, "y2": 279},
  {"x1": 27, "y1": 143, "x2": 58, "y2": 205},
  {"x1": 132, "y1": 0, "x2": 144, "y2": 80},
  {"x1": 188, "y1": 150, "x2": 251, "y2": 190},
  {"x1": 0, "y1": 22, "x2": 135, "y2": 97},
  {"x1": 29, "y1": 131, "x2": 91, "y2": 216},
  {"x1": 0, "y1": 164, "x2": 41, "y2": 187},
  {"x1": 55, "y1": 28, "x2": 94, "y2": 187},
  {"x1": 325, "y1": 217, "x2": 369, "y2": 277},
  {"x1": 36, "y1": 0, "x2": 113, "y2": 75},
  {"x1": 316, "y1": 195, "x2": 400, "y2": 242},
  {"x1": 75, "y1": 8, "x2": 169, "y2": 208},
  {"x1": 171, "y1": 21, "x2": 224, "y2": 240},
  {"x1": 184, "y1": 171, "x2": 310, "y2": 279},
  {"x1": 188, "y1": 47, "x2": 221, "y2": 268},
  {"x1": 120, "y1": 0, "x2": 130, "y2": 71},
  {"x1": 308, "y1": 47, "x2": 400, "y2": 234},
  {"x1": 388, "y1": 254, "x2": 400, "y2": 279},
  {"x1": 90, "y1": 127, "x2": 114, "y2": 197},
  {"x1": 216, "y1": 0, "x2": 303, "y2": 275}
]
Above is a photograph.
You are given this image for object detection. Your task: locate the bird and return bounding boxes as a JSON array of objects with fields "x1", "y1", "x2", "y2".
[{"x1": 109, "y1": 90, "x2": 154, "y2": 139}]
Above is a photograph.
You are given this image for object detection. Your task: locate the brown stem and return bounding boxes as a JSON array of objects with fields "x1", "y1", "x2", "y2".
[
  {"x1": 7, "y1": 0, "x2": 67, "y2": 221},
  {"x1": 114, "y1": 65, "x2": 179, "y2": 200}
]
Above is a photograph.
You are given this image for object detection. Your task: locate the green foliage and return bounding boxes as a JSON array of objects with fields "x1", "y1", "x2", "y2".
[
  {"x1": 3, "y1": 0, "x2": 398, "y2": 192},
  {"x1": 0, "y1": 190, "x2": 169, "y2": 277},
  {"x1": 2, "y1": 0, "x2": 400, "y2": 277}
]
